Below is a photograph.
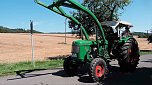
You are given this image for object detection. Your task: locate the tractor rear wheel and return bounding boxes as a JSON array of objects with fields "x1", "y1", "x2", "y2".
[
  {"x1": 118, "y1": 39, "x2": 140, "y2": 72},
  {"x1": 89, "y1": 58, "x2": 107, "y2": 82},
  {"x1": 63, "y1": 56, "x2": 77, "y2": 76}
]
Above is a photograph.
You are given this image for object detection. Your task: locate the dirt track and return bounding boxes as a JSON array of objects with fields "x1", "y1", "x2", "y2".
[{"x1": 0, "y1": 33, "x2": 151, "y2": 63}]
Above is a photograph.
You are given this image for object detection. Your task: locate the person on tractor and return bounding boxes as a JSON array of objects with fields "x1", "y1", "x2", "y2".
[{"x1": 122, "y1": 26, "x2": 132, "y2": 37}]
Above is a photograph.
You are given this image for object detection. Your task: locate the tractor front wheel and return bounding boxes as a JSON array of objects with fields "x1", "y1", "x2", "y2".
[
  {"x1": 63, "y1": 56, "x2": 77, "y2": 76},
  {"x1": 89, "y1": 58, "x2": 107, "y2": 82}
]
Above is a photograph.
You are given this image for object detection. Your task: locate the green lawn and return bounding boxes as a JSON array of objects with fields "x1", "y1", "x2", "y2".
[
  {"x1": 0, "y1": 59, "x2": 63, "y2": 76},
  {"x1": 140, "y1": 51, "x2": 152, "y2": 55}
]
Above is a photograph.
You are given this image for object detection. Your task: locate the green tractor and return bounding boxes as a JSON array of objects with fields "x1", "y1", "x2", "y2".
[{"x1": 35, "y1": 0, "x2": 140, "y2": 82}]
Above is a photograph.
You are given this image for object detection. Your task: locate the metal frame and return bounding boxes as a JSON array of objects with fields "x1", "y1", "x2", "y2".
[{"x1": 34, "y1": 0, "x2": 107, "y2": 44}]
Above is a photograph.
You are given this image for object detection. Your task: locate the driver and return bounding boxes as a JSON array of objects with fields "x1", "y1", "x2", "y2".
[{"x1": 122, "y1": 26, "x2": 131, "y2": 37}]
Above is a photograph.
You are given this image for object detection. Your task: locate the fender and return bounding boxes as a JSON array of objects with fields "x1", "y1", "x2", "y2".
[{"x1": 118, "y1": 36, "x2": 135, "y2": 44}]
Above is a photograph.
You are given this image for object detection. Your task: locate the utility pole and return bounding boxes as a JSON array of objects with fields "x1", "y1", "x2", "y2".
[
  {"x1": 30, "y1": 20, "x2": 35, "y2": 67},
  {"x1": 145, "y1": 30, "x2": 149, "y2": 37},
  {"x1": 65, "y1": 18, "x2": 67, "y2": 44}
]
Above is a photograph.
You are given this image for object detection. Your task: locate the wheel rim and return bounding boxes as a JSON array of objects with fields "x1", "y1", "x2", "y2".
[
  {"x1": 128, "y1": 49, "x2": 132, "y2": 54},
  {"x1": 128, "y1": 48, "x2": 139, "y2": 64},
  {"x1": 95, "y1": 65, "x2": 104, "y2": 77},
  {"x1": 128, "y1": 48, "x2": 134, "y2": 63}
]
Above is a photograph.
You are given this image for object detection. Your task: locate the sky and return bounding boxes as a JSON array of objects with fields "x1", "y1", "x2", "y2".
[{"x1": 0, "y1": 0, "x2": 152, "y2": 33}]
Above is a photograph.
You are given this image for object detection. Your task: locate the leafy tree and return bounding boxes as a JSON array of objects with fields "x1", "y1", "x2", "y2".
[
  {"x1": 146, "y1": 29, "x2": 152, "y2": 43},
  {"x1": 69, "y1": 0, "x2": 131, "y2": 36},
  {"x1": 147, "y1": 34, "x2": 152, "y2": 43}
]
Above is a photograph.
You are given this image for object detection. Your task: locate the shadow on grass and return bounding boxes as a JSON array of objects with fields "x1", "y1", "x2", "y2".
[
  {"x1": 46, "y1": 55, "x2": 69, "y2": 60},
  {"x1": 7, "y1": 69, "x2": 52, "y2": 80}
]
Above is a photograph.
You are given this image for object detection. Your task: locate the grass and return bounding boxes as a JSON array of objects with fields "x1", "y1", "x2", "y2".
[
  {"x1": 0, "y1": 59, "x2": 63, "y2": 77},
  {"x1": 140, "y1": 51, "x2": 152, "y2": 55}
]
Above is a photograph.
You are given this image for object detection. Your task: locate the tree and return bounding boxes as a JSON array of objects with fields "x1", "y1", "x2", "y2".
[
  {"x1": 148, "y1": 29, "x2": 152, "y2": 43},
  {"x1": 69, "y1": 0, "x2": 131, "y2": 36},
  {"x1": 147, "y1": 35, "x2": 152, "y2": 43},
  {"x1": 0, "y1": 26, "x2": 42, "y2": 33}
]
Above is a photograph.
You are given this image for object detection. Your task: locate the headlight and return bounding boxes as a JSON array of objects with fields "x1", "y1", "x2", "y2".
[
  {"x1": 71, "y1": 45, "x2": 79, "y2": 53},
  {"x1": 71, "y1": 53, "x2": 77, "y2": 58}
]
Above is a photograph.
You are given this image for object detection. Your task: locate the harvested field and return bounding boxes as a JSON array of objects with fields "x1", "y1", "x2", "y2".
[
  {"x1": 134, "y1": 36, "x2": 152, "y2": 51},
  {"x1": 0, "y1": 33, "x2": 77, "y2": 63},
  {"x1": 0, "y1": 33, "x2": 151, "y2": 63}
]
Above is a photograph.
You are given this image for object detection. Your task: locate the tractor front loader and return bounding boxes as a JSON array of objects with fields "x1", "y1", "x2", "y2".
[{"x1": 35, "y1": 0, "x2": 140, "y2": 82}]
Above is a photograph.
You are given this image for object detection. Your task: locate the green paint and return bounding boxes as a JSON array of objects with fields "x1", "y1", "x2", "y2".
[
  {"x1": 72, "y1": 40, "x2": 92, "y2": 61},
  {"x1": 34, "y1": 0, "x2": 136, "y2": 64}
]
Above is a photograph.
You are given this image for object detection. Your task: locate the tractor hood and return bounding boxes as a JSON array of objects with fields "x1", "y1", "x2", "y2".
[{"x1": 72, "y1": 40, "x2": 93, "y2": 46}]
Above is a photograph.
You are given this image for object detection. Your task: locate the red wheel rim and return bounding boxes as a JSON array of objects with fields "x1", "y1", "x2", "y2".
[
  {"x1": 95, "y1": 65, "x2": 104, "y2": 77},
  {"x1": 128, "y1": 49, "x2": 132, "y2": 54},
  {"x1": 128, "y1": 49, "x2": 136, "y2": 63}
]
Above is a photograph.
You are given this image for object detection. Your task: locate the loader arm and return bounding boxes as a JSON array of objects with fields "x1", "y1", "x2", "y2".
[{"x1": 34, "y1": 0, "x2": 107, "y2": 44}]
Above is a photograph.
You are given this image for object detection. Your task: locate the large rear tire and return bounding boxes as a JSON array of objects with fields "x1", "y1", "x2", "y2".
[
  {"x1": 89, "y1": 58, "x2": 107, "y2": 82},
  {"x1": 118, "y1": 38, "x2": 140, "y2": 72},
  {"x1": 63, "y1": 56, "x2": 77, "y2": 76}
]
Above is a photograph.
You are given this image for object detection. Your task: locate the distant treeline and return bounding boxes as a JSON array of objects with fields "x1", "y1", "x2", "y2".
[
  {"x1": 0, "y1": 26, "x2": 151, "y2": 38},
  {"x1": 132, "y1": 32, "x2": 152, "y2": 38},
  {"x1": 49, "y1": 32, "x2": 151, "y2": 38},
  {"x1": 0, "y1": 26, "x2": 42, "y2": 33},
  {"x1": 49, "y1": 32, "x2": 72, "y2": 34}
]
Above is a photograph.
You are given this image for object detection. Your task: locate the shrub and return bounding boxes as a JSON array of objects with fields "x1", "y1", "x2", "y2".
[{"x1": 138, "y1": 33, "x2": 148, "y2": 38}]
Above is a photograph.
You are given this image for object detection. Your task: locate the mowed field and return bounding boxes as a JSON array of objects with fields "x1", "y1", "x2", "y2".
[{"x1": 0, "y1": 33, "x2": 151, "y2": 63}]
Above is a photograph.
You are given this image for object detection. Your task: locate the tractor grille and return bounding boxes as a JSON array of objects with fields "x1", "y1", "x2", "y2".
[{"x1": 72, "y1": 45, "x2": 79, "y2": 53}]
